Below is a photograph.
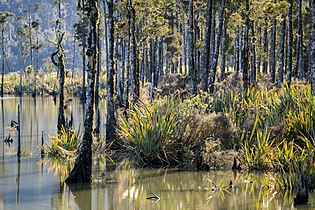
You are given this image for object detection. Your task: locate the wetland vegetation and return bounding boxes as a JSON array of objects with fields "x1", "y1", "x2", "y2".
[{"x1": 1, "y1": 0, "x2": 315, "y2": 209}]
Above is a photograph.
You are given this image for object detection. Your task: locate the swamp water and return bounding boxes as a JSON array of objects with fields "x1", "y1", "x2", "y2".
[{"x1": 0, "y1": 96, "x2": 314, "y2": 210}]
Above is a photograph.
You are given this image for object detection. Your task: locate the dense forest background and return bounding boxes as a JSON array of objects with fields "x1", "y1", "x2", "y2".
[
  {"x1": 1, "y1": 0, "x2": 313, "y2": 90},
  {"x1": 0, "y1": 0, "x2": 80, "y2": 73}
]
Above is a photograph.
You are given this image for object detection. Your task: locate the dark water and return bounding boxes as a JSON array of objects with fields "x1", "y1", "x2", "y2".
[{"x1": 0, "y1": 96, "x2": 314, "y2": 210}]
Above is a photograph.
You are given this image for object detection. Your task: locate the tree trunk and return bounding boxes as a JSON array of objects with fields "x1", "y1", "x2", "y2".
[
  {"x1": 286, "y1": 0, "x2": 293, "y2": 85},
  {"x1": 311, "y1": 0, "x2": 315, "y2": 94},
  {"x1": 106, "y1": 0, "x2": 116, "y2": 143},
  {"x1": 277, "y1": 15, "x2": 286, "y2": 88},
  {"x1": 51, "y1": 33, "x2": 66, "y2": 132},
  {"x1": 81, "y1": 42, "x2": 86, "y2": 103},
  {"x1": 220, "y1": 23, "x2": 226, "y2": 82},
  {"x1": 242, "y1": 0, "x2": 250, "y2": 92},
  {"x1": 250, "y1": 21, "x2": 256, "y2": 86},
  {"x1": 94, "y1": 18, "x2": 101, "y2": 136},
  {"x1": 263, "y1": 22, "x2": 268, "y2": 74},
  {"x1": 201, "y1": 0, "x2": 213, "y2": 91},
  {"x1": 129, "y1": 0, "x2": 139, "y2": 102},
  {"x1": 181, "y1": 6, "x2": 186, "y2": 75},
  {"x1": 270, "y1": 0, "x2": 277, "y2": 83},
  {"x1": 295, "y1": 0, "x2": 303, "y2": 80},
  {"x1": 65, "y1": 0, "x2": 99, "y2": 184},
  {"x1": 234, "y1": 26, "x2": 239, "y2": 74},
  {"x1": 188, "y1": 0, "x2": 196, "y2": 94},
  {"x1": 209, "y1": 0, "x2": 226, "y2": 93}
]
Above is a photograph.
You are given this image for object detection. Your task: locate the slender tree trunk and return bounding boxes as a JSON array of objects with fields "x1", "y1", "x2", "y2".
[
  {"x1": 250, "y1": 21, "x2": 256, "y2": 86},
  {"x1": 263, "y1": 22, "x2": 268, "y2": 74},
  {"x1": 140, "y1": 41, "x2": 145, "y2": 86},
  {"x1": 81, "y1": 42, "x2": 86, "y2": 102},
  {"x1": 234, "y1": 26, "x2": 239, "y2": 74},
  {"x1": 66, "y1": 0, "x2": 98, "y2": 184},
  {"x1": 181, "y1": 6, "x2": 186, "y2": 75},
  {"x1": 51, "y1": 33, "x2": 66, "y2": 132},
  {"x1": 277, "y1": 16, "x2": 286, "y2": 88},
  {"x1": 103, "y1": 0, "x2": 109, "y2": 72},
  {"x1": 209, "y1": 0, "x2": 226, "y2": 93},
  {"x1": 202, "y1": 0, "x2": 213, "y2": 91},
  {"x1": 94, "y1": 19, "x2": 101, "y2": 135},
  {"x1": 295, "y1": 0, "x2": 303, "y2": 80},
  {"x1": 270, "y1": 0, "x2": 277, "y2": 83},
  {"x1": 106, "y1": 0, "x2": 116, "y2": 142},
  {"x1": 242, "y1": 0, "x2": 250, "y2": 92},
  {"x1": 129, "y1": 0, "x2": 139, "y2": 102},
  {"x1": 311, "y1": 0, "x2": 315, "y2": 93},
  {"x1": 286, "y1": 0, "x2": 293, "y2": 85},
  {"x1": 220, "y1": 23, "x2": 226, "y2": 82},
  {"x1": 117, "y1": 39, "x2": 123, "y2": 107},
  {"x1": 188, "y1": 0, "x2": 196, "y2": 94},
  {"x1": 72, "y1": 37, "x2": 76, "y2": 79},
  {"x1": 257, "y1": 27, "x2": 261, "y2": 73}
]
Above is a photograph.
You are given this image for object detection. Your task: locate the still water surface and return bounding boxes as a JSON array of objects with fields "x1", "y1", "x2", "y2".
[{"x1": 0, "y1": 96, "x2": 314, "y2": 210}]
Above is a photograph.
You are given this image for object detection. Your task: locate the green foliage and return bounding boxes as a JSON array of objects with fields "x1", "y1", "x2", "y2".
[
  {"x1": 118, "y1": 97, "x2": 179, "y2": 166},
  {"x1": 39, "y1": 127, "x2": 81, "y2": 158}
]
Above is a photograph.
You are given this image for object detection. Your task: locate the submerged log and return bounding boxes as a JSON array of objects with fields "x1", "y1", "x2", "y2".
[{"x1": 294, "y1": 171, "x2": 308, "y2": 205}]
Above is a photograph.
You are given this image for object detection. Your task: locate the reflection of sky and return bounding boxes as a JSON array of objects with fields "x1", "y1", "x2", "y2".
[{"x1": 0, "y1": 96, "x2": 107, "y2": 156}]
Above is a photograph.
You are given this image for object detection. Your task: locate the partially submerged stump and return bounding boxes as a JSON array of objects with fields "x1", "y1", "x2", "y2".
[{"x1": 294, "y1": 171, "x2": 308, "y2": 205}]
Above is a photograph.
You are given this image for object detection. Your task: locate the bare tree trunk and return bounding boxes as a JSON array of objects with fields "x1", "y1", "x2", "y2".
[
  {"x1": 242, "y1": 0, "x2": 250, "y2": 92},
  {"x1": 250, "y1": 21, "x2": 256, "y2": 86},
  {"x1": 220, "y1": 23, "x2": 226, "y2": 82},
  {"x1": 51, "y1": 33, "x2": 66, "y2": 132},
  {"x1": 188, "y1": 0, "x2": 196, "y2": 94},
  {"x1": 295, "y1": 0, "x2": 303, "y2": 80},
  {"x1": 66, "y1": 0, "x2": 98, "y2": 184},
  {"x1": 129, "y1": 0, "x2": 139, "y2": 102},
  {"x1": 106, "y1": 0, "x2": 116, "y2": 142},
  {"x1": 181, "y1": 5, "x2": 186, "y2": 75},
  {"x1": 234, "y1": 26, "x2": 239, "y2": 74},
  {"x1": 263, "y1": 22, "x2": 268, "y2": 74},
  {"x1": 277, "y1": 15, "x2": 286, "y2": 88},
  {"x1": 201, "y1": 0, "x2": 213, "y2": 91},
  {"x1": 270, "y1": 0, "x2": 277, "y2": 83},
  {"x1": 81, "y1": 42, "x2": 86, "y2": 102},
  {"x1": 286, "y1": 0, "x2": 293, "y2": 85},
  {"x1": 311, "y1": 0, "x2": 315, "y2": 93},
  {"x1": 209, "y1": 0, "x2": 226, "y2": 93}
]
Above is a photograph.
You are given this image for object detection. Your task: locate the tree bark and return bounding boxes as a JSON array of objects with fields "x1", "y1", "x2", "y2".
[
  {"x1": 220, "y1": 23, "x2": 226, "y2": 82},
  {"x1": 234, "y1": 26, "x2": 239, "y2": 74},
  {"x1": 286, "y1": 0, "x2": 293, "y2": 85},
  {"x1": 129, "y1": 0, "x2": 139, "y2": 102},
  {"x1": 66, "y1": 0, "x2": 98, "y2": 184},
  {"x1": 242, "y1": 0, "x2": 250, "y2": 92},
  {"x1": 51, "y1": 32, "x2": 66, "y2": 132},
  {"x1": 263, "y1": 22, "x2": 268, "y2": 74},
  {"x1": 311, "y1": 0, "x2": 315, "y2": 94},
  {"x1": 277, "y1": 15, "x2": 286, "y2": 88},
  {"x1": 106, "y1": 0, "x2": 116, "y2": 142},
  {"x1": 270, "y1": 0, "x2": 277, "y2": 83},
  {"x1": 209, "y1": 0, "x2": 226, "y2": 93},
  {"x1": 188, "y1": 0, "x2": 196, "y2": 94},
  {"x1": 250, "y1": 21, "x2": 256, "y2": 86},
  {"x1": 295, "y1": 0, "x2": 303, "y2": 80},
  {"x1": 201, "y1": 0, "x2": 213, "y2": 91}
]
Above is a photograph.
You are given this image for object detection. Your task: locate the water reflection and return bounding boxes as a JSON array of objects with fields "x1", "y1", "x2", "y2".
[{"x1": 1, "y1": 97, "x2": 315, "y2": 209}]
